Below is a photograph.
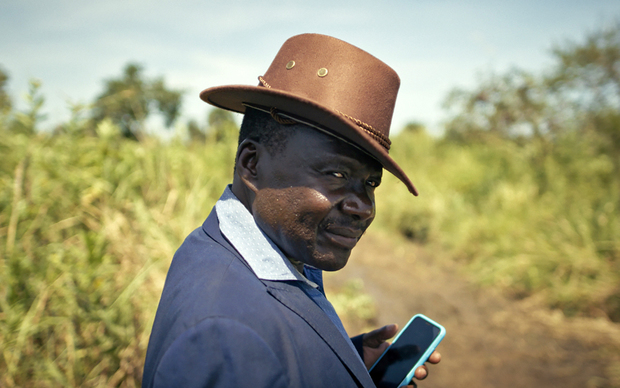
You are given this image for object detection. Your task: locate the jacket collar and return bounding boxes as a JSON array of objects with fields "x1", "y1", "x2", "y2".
[
  {"x1": 202, "y1": 208, "x2": 375, "y2": 388},
  {"x1": 215, "y1": 186, "x2": 316, "y2": 287}
]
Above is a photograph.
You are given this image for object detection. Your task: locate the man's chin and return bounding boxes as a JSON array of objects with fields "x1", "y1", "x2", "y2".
[{"x1": 309, "y1": 250, "x2": 351, "y2": 272}]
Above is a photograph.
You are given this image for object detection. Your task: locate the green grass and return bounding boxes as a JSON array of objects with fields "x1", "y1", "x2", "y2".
[
  {"x1": 0, "y1": 121, "x2": 235, "y2": 387},
  {"x1": 375, "y1": 128, "x2": 620, "y2": 320},
  {"x1": 1, "y1": 114, "x2": 619, "y2": 385}
]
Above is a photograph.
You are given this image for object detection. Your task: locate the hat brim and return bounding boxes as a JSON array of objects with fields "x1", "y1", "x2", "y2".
[{"x1": 200, "y1": 85, "x2": 418, "y2": 196}]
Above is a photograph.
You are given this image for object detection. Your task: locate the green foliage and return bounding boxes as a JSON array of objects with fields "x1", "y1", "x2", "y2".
[
  {"x1": 330, "y1": 279, "x2": 377, "y2": 322},
  {"x1": 0, "y1": 112, "x2": 235, "y2": 386},
  {"x1": 443, "y1": 69, "x2": 553, "y2": 143},
  {"x1": 2, "y1": 20, "x2": 620, "y2": 386},
  {"x1": 90, "y1": 63, "x2": 183, "y2": 140},
  {"x1": 376, "y1": 126, "x2": 620, "y2": 320},
  {"x1": 0, "y1": 66, "x2": 11, "y2": 116},
  {"x1": 548, "y1": 20, "x2": 620, "y2": 111},
  {"x1": 207, "y1": 109, "x2": 239, "y2": 143},
  {"x1": 4, "y1": 79, "x2": 47, "y2": 136},
  {"x1": 547, "y1": 21, "x2": 620, "y2": 174},
  {"x1": 329, "y1": 279, "x2": 378, "y2": 333},
  {"x1": 444, "y1": 21, "x2": 620, "y2": 166},
  {"x1": 186, "y1": 109, "x2": 239, "y2": 144},
  {"x1": 382, "y1": 21, "x2": 620, "y2": 321}
]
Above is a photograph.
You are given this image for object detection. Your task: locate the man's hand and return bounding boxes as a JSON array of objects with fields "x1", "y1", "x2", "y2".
[{"x1": 362, "y1": 324, "x2": 442, "y2": 386}]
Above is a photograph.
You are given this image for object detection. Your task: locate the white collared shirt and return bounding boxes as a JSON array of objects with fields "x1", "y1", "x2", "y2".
[
  {"x1": 215, "y1": 186, "x2": 318, "y2": 287},
  {"x1": 214, "y1": 186, "x2": 363, "y2": 365}
]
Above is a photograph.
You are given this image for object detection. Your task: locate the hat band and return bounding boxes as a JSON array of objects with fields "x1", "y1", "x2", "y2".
[
  {"x1": 269, "y1": 107, "x2": 297, "y2": 125},
  {"x1": 333, "y1": 110, "x2": 391, "y2": 150},
  {"x1": 258, "y1": 76, "x2": 392, "y2": 151},
  {"x1": 243, "y1": 102, "x2": 379, "y2": 163}
]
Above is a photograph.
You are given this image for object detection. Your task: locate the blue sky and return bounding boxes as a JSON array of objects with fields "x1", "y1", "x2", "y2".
[{"x1": 2, "y1": 0, "x2": 619, "y2": 135}]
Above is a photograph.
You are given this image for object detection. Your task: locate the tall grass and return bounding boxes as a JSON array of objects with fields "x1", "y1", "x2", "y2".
[
  {"x1": 0, "y1": 119, "x2": 235, "y2": 387},
  {"x1": 2, "y1": 108, "x2": 619, "y2": 385},
  {"x1": 375, "y1": 128, "x2": 620, "y2": 320}
]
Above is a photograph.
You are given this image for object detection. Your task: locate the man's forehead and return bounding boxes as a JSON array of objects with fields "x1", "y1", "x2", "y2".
[
  {"x1": 246, "y1": 102, "x2": 381, "y2": 165},
  {"x1": 285, "y1": 124, "x2": 383, "y2": 173}
]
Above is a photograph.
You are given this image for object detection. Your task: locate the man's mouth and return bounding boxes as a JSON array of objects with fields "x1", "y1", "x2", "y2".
[{"x1": 323, "y1": 226, "x2": 363, "y2": 249}]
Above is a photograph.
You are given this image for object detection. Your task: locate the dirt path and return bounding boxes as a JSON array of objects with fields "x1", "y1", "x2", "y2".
[{"x1": 324, "y1": 232, "x2": 620, "y2": 388}]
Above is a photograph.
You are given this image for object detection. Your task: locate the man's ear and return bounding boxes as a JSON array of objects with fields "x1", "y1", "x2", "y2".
[{"x1": 235, "y1": 139, "x2": 261, "y2": 193}]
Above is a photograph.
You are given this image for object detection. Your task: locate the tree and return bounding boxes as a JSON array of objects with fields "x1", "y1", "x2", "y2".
[
  {"x1": 548, "y1": 21, "x2": 620, "y2": 111},
  {"x1": 0, "y1": 67, "x2": 46, "y2": 135},
  {"x1": 187, "y1": 119, "x2": 206, "y2": 143},
  {"x1": 206, "y1": 108, "x2": 238, "y2": 143},
  {"x1": 443, "y1": 21, "x2": 620, "y2": 155},
  {"x1": 442, "y1": 68, "x2": 552, "y2": 144},
  {"x1": 91, "y1": 63, "x2": 183, "y2": 140},
  {"x1": 185, "y1": 108, "x2": 239, "y2": 144},
  {"x1": 10, "y1": 79, "x2": 46, "y2": 135},
  {"x1": 440, "y1": 22, "x2": 620, "y2": 320},
  {"x1": 0, "y1": 66, "x2": 11, "y2": 116},
  {"x1": 547, "y1": 21, "x2": 620, "y2": 168}
]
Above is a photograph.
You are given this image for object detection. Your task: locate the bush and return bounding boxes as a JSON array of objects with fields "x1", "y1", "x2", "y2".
[
  {"x1": 376, "y1": 127, "x2": 620, "y2": 320},
  {"x1": 0, "y1": 119, "x2": 235, "y2": 387}
]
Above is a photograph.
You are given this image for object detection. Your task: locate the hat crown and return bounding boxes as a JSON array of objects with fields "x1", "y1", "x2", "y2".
[
  {"x1": 260, "y1": 34, "x2": 400, "y2": 143},
  {"x1": 199, "y1": 33, "x2": 418, "y2": 195}
]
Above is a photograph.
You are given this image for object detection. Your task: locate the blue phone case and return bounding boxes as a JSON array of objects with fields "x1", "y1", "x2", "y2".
[{"x1": 369, "y1": 314, "x2": 446, "y2": 388}]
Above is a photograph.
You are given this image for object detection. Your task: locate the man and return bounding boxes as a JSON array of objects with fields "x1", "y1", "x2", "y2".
[{"x1": 143, "y1": 33, "x2": 440, "y2": 388}]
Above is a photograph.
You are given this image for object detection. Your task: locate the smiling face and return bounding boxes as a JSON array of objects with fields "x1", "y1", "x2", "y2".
[{"x1": 246, "y1": 125, "x2": 383, "y2": 271}]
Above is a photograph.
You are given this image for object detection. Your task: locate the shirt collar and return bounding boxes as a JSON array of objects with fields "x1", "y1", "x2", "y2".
[{"x1": 215, "y1": 186, "x2": 318, "y2": 288}]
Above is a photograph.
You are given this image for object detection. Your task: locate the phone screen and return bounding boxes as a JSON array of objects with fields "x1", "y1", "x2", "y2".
[{"x1": 369, "y1": 316, "x2": 442, "y2": 388}]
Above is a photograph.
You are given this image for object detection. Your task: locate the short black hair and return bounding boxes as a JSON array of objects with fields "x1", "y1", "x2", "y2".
[{"x1": 238, "y1": 107, "x2": 294, "y2": 155}]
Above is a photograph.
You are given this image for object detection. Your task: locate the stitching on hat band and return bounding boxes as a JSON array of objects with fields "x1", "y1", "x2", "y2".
[
  {"x1": 270, "y1": 107, "x2": 297, "y2": 125},
  {"x1": 258, "y1": 76, "x2": 271, "y2": 89},
  {"x1": 243, "y1": 102, "x2": 379, "y2": 163},
  {"x1": 335, "y1": 110, "x2": 391, "y2": 151},
  {"x1": 258, "y1": 75, "x2": 391, "y2": 151},
  {"x1": 258, "y1": 77, "x2": 296, "y2": 124}
]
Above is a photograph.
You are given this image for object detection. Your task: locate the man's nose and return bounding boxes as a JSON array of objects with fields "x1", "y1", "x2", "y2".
[{"x1": 341, "y1": 190, "x2": 375, "y2": 221}]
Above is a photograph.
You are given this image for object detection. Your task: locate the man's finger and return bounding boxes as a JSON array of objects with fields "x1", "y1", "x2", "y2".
[
  {"x1": 363, "y1": 324, "x2": 398, "y2": 348},
  {"x1": 427, "y1": 350, "x2": 441, "y2": 364},
  {"x1": 414, "y1": 364, "x2": 428, "y2": 380}
]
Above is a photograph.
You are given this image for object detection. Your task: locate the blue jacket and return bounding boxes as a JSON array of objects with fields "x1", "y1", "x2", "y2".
[{"x1": 142, "y1": 208, "x2": 375, "y2": 387}]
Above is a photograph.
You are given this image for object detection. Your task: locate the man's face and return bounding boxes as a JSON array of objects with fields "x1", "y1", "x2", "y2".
[{"x1": 251, "y1": 126, "x2": 383, "y2": 271}]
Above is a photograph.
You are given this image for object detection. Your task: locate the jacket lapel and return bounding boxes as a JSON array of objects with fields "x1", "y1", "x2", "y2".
[
  {"x1": 264, "y1": 281, "x2": 375, "y2": 388},
  {"x1": 202, "y1": 209, "x2": 375, "y2": 388}
]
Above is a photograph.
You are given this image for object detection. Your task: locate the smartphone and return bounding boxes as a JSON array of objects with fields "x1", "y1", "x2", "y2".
[{"x1": 369, "y1": 314, "x2": 446, "y2": 388}]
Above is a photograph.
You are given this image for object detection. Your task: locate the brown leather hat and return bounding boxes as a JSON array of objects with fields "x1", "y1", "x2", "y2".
[{"x1": 200, "y1": 33, "x2": 418, "y2": 195}]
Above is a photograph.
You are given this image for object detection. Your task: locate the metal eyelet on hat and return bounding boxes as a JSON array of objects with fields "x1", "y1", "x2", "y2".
[
  {"x1": 317, "y1": 68, "x2": 328, "y2": 77},
  {"x1": 286, "y1": 60, "x2": 295, "y2": 69}
]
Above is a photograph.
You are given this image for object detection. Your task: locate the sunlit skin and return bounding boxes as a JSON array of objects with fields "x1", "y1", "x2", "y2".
[
  {"x1": 231, "y1": 123, "x2": 440, "y2": 383},
  {"x1": 233, "y1": 124, "x2": 382, "y2": 272}
]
